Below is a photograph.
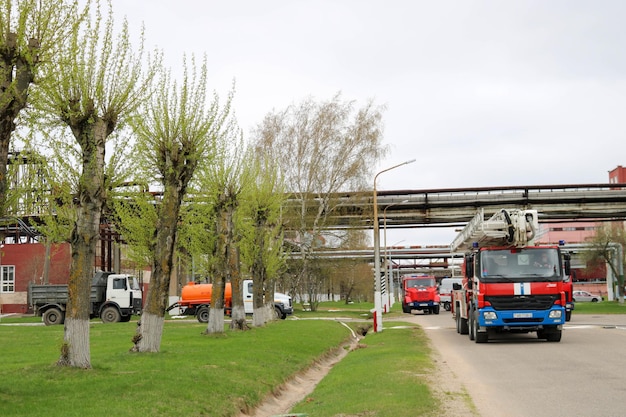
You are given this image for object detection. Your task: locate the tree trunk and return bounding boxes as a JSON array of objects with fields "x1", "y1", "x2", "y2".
[
  {"x1": 229, "y1": 234, "x2": 247, "y2": 329},
  {"x1": 206, "y1": 306, "x2": 224, "y2": 333},
  {"x1": 252, "y1": 280, "x2": 266, "y2": 326},
  {"x1": 132, "y1": 187, "x2": 181, "y2": 352},
  {"x1": 59, "y1": 119, "x2": 107, "y2": 368},
  {"x1": 252, "y1": 306, "x2": 265, "y2": 327},
  {"x1": 42, "y1": 240, "x2": 51, "y2": 284},
  {"x1": 229, "y1": 304, "x2": 248, "y2": 330},
  {"x1": 0, "y1": 31, "x2": 35, "y2": 218},
  {"x1": 206, "y1": 276, "x2": 226, "y2": 334},
  {"x1": 58, "y1": 318, "x2": 90, "y2": 368},
  {"x1": 206, "y1": 203, "x2": 229, "y2": 334},
  {"x1": 132, "y1": 312, "x2": 164, "y2": 352}
]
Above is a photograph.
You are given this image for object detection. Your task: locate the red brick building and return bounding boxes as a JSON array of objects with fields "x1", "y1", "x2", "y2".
[
  {"x1": 0, "y1": 243, "x2": 71, "y2": 314},
  {"x1": 609, "y1": 165, "x2": 626, "y2": 185}
]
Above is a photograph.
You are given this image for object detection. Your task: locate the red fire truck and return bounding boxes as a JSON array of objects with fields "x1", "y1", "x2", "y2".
[
  {"x1": 450, "y1": 208, "x2": 570, "y2": 343},
  {"x1": 402, "y1": 274, "x2": 440, "y2": 314}
]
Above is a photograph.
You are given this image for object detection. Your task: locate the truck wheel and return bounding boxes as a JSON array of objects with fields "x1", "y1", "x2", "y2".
[
  {"x1": 444, "y1": 302, "x2": 450, "y2": 311},
  {"x1": 196, "y1": 307, "x2": 209, "y2": 323},
  {"x1": 565, "y1": 310, "x2": 572, "y2": 322},
  {"x1": 101, "y1": 306, "x2": 121, "y2": 323},
  {"x1": 43, "y1": 308, "x2": 65, "y2": 326},
  {"x1": 468, "y1": 308, "x2": 475, "y2": 341},
  {"x1": 457, "y1": 311, "x2": 469, "y2": 335},
  {"x1": 433, "y1": 305, "x2": 440, "y2": 315},
  {"x1": 472, "y1": 310, "x2": 488, "y2": 343},
  {"x1": 545, "y1": 329, "x2": 562, "y2": 342},
  {"x1": 274, "y1": 306, "x2": 287, "y2": 320},
  {"x1": 475, "y1": 330, "x2": 488, "y2": 343}
]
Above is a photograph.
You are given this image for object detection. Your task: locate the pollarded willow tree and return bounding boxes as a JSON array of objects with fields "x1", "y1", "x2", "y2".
[
  {"x1": 238, "y1": 152, "x2": 287, "y2": 326},
  {"x1": 251, "y1": 92, "x2": 388, "y2": 309},
  {"x1": 195, "y1": 131, "x2": 249, "y2": 334},
  {"x1": 31, "y1": 0, "x2": 158, "y2": 368},
  {"x1": 129, "y1": 56, "x2": 238, "y2": 352},
  {"x1": 0, "y1": 0, "x2": 80, "y2": 220}
]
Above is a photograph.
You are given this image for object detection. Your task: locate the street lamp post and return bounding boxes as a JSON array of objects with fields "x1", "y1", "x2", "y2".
[
  {"x1": 373, "y1": 159, "x2": 416, "y2": 333},
  {"x1": 383, "y1": 200, "x2": 408, "y2": 312}
]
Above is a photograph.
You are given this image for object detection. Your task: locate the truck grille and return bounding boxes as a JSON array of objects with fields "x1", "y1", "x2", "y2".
[{"x1": 485, "y1": 294, "x2": 558, "y2": 310}]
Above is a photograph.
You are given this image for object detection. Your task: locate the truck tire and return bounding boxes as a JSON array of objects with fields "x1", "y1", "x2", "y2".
[
  {"x1": 443, "y1": 302, "x2": 450, "y2": 311},
  {"x1": 456, "y1": 311, "x2": 469, "y2": 334},
  {"x1": 468, "y1": 308, "x2": 476, "y2": 341},
  {"x1": 433, "y1": 305, "x2": 440, "y2": 315},
  {"x1": 456, "y1": 310, "x2": 469, "y2": 335},
  {"x1": 101, "y1": 306, "x2": 121, "y2": 323},
  {"x1": 472, "y1": 309, "x2": 488, "y2": 343},
  {"x1": 196, "y1": 306, "x2": 209, "y2": 323},
  {"x1": 43, "y1": 308, "x2": 65, "y2": 326},
  {"x1": 475, "y1": 330, "x2": 488, "y2": 343},
  {"x1": 274, "y1": 306, "x2": 287, "y2": 320},
  {"x1": 545, "y1": 328, "x2": 562, "y2": 342}
]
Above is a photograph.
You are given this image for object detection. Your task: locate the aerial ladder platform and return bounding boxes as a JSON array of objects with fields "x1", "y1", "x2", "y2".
[{"x1": 450, "y1": 208, "x2": 538, "y2": 252}]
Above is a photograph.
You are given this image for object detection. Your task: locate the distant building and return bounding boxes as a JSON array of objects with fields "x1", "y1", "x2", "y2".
[
  {"x1": 535, "y1": 222, "x2": 598, "y2": 245},
  {"x1": 609, "y1": 165, "x2": 626, "y2": 186}
]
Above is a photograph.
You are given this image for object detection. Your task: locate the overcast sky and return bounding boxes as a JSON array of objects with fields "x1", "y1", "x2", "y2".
[{"x1": 114, "y1": 1, "x2": 626, "y2": 245}]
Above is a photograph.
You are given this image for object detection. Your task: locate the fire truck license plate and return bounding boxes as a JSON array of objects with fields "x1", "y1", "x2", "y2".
[{"x1": 513, "y1": 312, "x2": 533, "y2": 318}]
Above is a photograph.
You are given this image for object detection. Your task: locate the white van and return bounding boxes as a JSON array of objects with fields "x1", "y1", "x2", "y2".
[{"x1": 438, "y1": 277, "x2": 462, "y2": 311}]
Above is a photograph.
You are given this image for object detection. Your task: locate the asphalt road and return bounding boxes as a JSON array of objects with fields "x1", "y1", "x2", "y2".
[{"x1": 399, "y1": 311, "x2": 626, "y2": 417}]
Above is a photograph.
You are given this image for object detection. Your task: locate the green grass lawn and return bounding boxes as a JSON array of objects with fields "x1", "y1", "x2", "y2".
[
  {"x1": 0, "y1": 320, "x2": 351, "y2": 417},
  {"x1": 571, "y1": 299, "x2": 626, "y2": 314},
  {"x1": 0, "y1": 314, "x2": 445, "y2": 417},
  {"x1": 291, "y1": 320, "x2": 439, "y2": 417}
]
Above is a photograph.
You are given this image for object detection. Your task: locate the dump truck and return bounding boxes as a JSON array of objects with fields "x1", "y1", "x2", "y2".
[
  {"x1": 28, "y1": 271, "x2": 143, "y2": 325},
  {"x1": 168, "y1": 279, "x2": 293, "y2": 322}
]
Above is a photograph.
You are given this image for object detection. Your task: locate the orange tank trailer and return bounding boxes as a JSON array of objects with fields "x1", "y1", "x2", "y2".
[{"x1": 180, "y1": 282, "x2": 233, "y2": 307}]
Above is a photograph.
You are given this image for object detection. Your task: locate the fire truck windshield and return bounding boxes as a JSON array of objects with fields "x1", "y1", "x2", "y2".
[
  {"x1": 404, "y1": 277, "x2": 436, "y2": 288},
  {"x1": 479, "y1": 248, "x2": 561, "y2": 282}
]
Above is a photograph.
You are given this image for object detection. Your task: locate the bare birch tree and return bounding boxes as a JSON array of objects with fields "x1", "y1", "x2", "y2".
[
  {"x1": 130, "y1": 56, "x2": 237, "y2": 351},
  {"x1": 582, "y1": 223, "x2": 625, "y2": 304},
  {"x1": 251, "y1": 92, "x2": 387, "y2": 309},
  {"x1": 0, "y1": 0, "x2": 79, "y2": 220},
  {"x1": 32, "y1": 0, "x2": 157, "y2": 368}
]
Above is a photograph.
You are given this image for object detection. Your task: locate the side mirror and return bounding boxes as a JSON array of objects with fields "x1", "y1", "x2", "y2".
[
  {"x1": 564, "y1": 258, "x2": 571, "y2": 276},
  {"x1": 465, "y1": 254, "x2": 474, "y2": 279},
  {"x1": 467, "y1": 279, "x2": 473, "y2": 290}
]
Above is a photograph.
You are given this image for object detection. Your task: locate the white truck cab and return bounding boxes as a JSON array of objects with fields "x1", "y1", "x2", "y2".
[{"x1": 242, "y1": 279, "x2": 293, "y2": 319}]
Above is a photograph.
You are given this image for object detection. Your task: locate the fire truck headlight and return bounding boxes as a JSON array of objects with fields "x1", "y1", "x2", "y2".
[
  {"x1": 483, "y1": 311, "x2": 497, "y2": 320},
  {"x1": 549, "y1": 310, "x2": 562, "y2": 319}
]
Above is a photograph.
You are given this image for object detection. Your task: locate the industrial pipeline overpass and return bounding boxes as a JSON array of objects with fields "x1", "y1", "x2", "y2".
[
  {"x1": 305, "y1": 183, "x2": 626, "y2": 230},
  {"x1": 288, "y1": 183, "x2": 626, "y2": 275}
]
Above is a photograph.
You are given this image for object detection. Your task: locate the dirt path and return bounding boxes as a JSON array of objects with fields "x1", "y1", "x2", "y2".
[
  {"x1": 239, "y1": 319, "x2": 476, "y2": 417},
  {"x1": 238, "y1": 321, "x2": 360, "y2": 417}
]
